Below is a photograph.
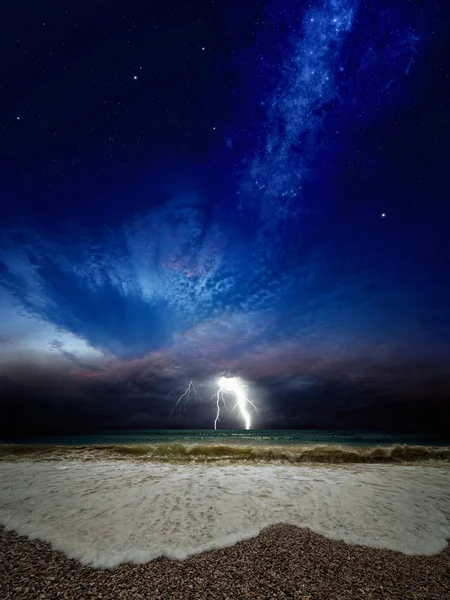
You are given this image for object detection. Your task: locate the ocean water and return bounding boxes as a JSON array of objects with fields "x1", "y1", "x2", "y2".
[
  {"x1": 1, "y1": 430, "x2": 449, "y2": 568},
  {"x1": 3, "y1": 428, "x2": 449, "y2": 447},
  {"x1": 1, "y1": 429, "x2": 449, "y2": 463}
]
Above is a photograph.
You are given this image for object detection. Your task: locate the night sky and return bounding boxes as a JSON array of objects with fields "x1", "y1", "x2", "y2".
[{"x1": 0, "y1": 0, "x2": 449, "y2": 435}]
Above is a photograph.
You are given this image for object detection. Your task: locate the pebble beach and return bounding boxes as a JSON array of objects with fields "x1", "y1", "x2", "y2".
[{"x1": 1, "y1": 523, "x2": 449, "y2": 600}]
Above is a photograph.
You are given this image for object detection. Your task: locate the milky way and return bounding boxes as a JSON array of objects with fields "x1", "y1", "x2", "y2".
[{"x1": 0, "y1": 0, "x2": 448, "y2": 431}]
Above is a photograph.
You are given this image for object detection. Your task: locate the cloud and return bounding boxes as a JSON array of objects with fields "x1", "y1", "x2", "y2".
[
  {"x1": 48, "y1": 339, "x2": 99, "y2": 371},
  {"x1": 0, "y1": 1, "x2": 447, "y2": 435},
  {"x1": 0, "y1": 196, "x2": 227, "y2": 360}
]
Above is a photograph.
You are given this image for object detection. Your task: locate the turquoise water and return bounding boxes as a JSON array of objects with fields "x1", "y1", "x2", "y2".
[{"x1": 2, "y1": 428, "x2": 448, "y2": 446}]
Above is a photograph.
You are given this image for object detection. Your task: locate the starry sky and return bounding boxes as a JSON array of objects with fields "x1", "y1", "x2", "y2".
[{"x1": 0, "y1": 0, "x2": 449, "y2": 435}]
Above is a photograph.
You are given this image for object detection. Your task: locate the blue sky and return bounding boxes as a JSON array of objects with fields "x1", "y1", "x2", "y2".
[{"x1": 0, "y1": 0, "x2": 449, "y2": 433}]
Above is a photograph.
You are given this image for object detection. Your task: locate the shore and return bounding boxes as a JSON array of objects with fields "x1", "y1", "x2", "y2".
[{"x1": 1, "y1": 524, "x2": 449, "y2": 600}]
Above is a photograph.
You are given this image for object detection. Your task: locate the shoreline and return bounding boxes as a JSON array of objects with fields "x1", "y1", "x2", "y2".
[
  {"x1": 1, "y1": 524, "x2": 449, "y2": 600},
  {"x1": 1, "y1": 441, "x2": 450, "y2": 464}
]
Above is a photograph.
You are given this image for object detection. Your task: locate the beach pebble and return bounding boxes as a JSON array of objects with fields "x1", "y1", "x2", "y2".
[{"x1": 1, "y1": 524, "x2": 449, "y2": 600}]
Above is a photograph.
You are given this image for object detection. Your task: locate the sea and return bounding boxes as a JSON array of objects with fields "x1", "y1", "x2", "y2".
[
  {"x1": 1, "y1": 428, "x2": 449, "y2": 463},
  {"x1": 1, "y1": 429, "x2": 449, "y2": 568}
]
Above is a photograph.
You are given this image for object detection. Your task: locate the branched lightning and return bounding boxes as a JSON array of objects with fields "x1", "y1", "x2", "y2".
[
  {"x1": 213, "y1": 376, "x2": 257, "y2": 430},
  {"x1": 171, "y1": 376, "x2": 257, "y2": 430},
  {"x1": 170, "y1": 381, "x2": 200, "y2": 416}
]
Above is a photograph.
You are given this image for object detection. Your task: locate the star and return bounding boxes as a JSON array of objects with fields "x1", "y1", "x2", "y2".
[
  {"x1": 16, "y1": 116, "x2": 20, "y2": 120},
  {"x1": 381, "y1": 213, "x2": 386, "y2": 218},
  {"x1": 133, "y1": 75, "x2": 138, "y2": 80},
  {"x1": 201, "y1": 47, "x2": 205, "y2": 51}
]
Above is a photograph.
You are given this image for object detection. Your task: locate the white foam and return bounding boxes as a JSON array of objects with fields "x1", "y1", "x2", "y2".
[{"x1": 0, "y1": 461, "x2": 449, "y2": 568}]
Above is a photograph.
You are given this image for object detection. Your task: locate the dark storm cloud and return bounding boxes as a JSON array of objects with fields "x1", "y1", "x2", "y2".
[{"x1": 1, "y1": 351, "x2": 449, "y2": 435}]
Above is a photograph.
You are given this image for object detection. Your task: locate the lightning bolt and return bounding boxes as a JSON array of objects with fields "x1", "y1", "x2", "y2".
[
  {"x1": 213, "y1": 376, "x2": 257, "y2": 430},
  {"x1": 170, "y1": 381, "x2": 200, "y2": 417},
  {"x1": 170, "y1": 376, "x2": 257, "y2": 429}
]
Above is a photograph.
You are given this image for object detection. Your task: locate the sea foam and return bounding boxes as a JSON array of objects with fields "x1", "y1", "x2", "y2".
[
  {"x1": 1, "y1": 442, "x2": 449, "y2": 462},
  {"x1": 0, "y1": 461, "x2": 449, "y2": 568}
]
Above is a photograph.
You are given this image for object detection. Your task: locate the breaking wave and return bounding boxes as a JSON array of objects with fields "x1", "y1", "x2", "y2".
[
  {"x1": 1, "y1": 461, "x2": 450, "y2": 566},
  {"x1": 1, "y1": 443, "x2": 449, "y2": 463}
]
